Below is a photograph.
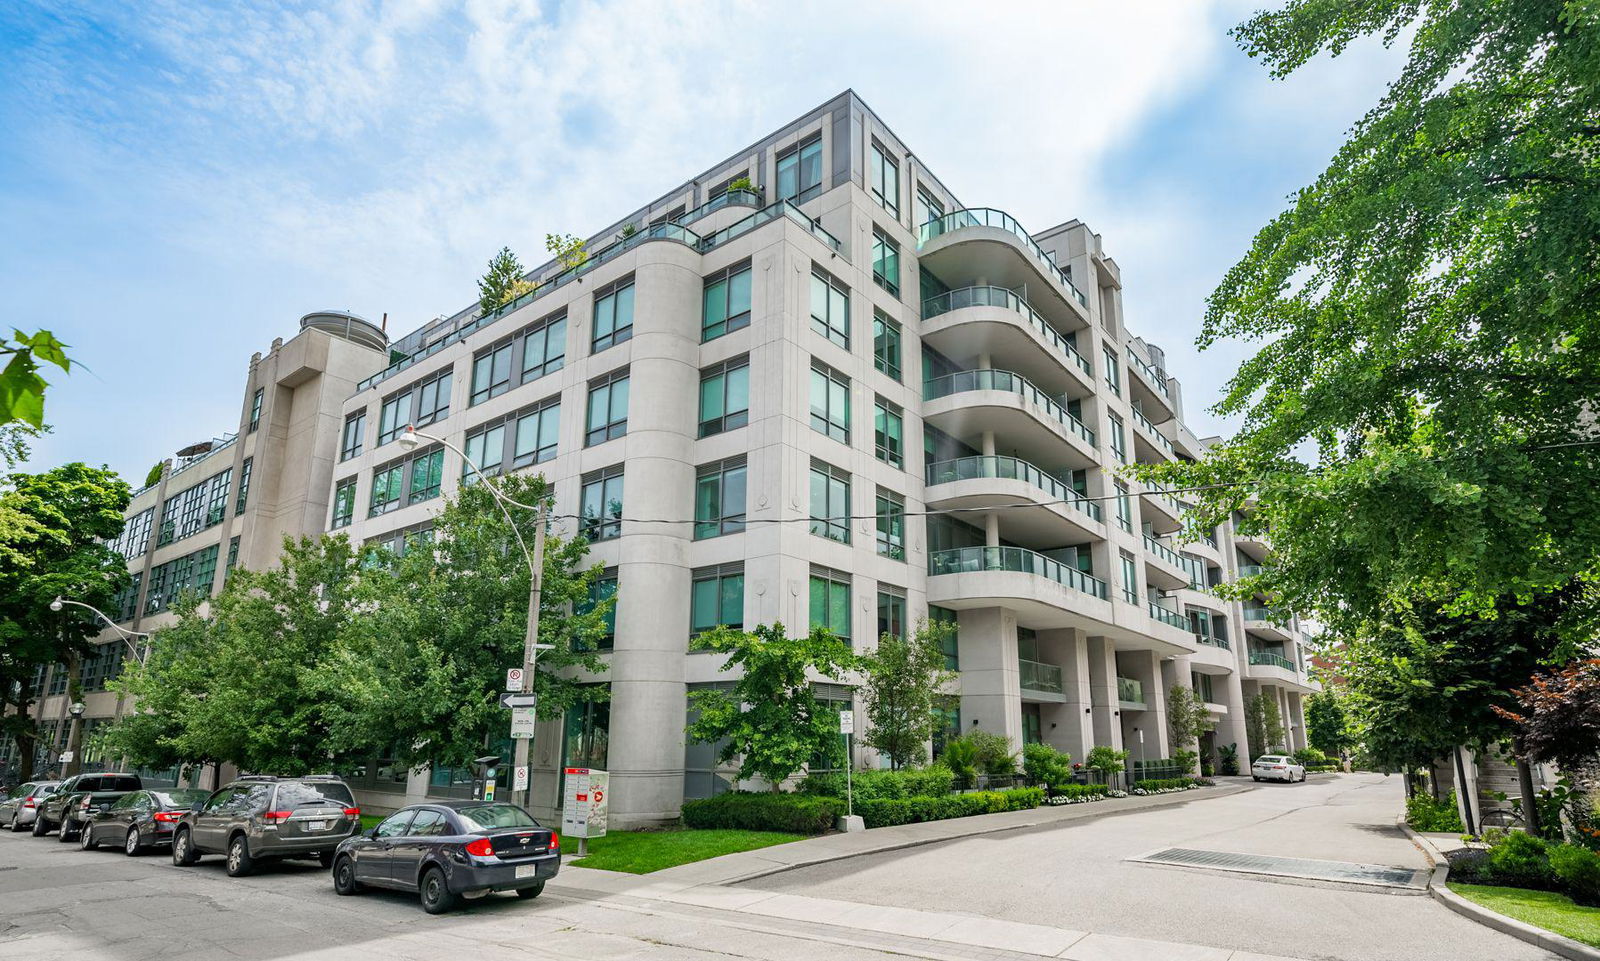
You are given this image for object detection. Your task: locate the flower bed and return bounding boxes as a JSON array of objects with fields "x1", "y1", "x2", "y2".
[{"x1": 1131, "y1": 776, "x2": 1208, "y2": 795}]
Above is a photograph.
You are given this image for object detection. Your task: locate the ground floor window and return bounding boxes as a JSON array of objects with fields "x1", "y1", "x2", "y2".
[
  {"x1": 564, "y1": 695, "x2": 610, "y2": 771},
  {"x1": 1022, "y1": 703, "x2": 1043, "y2": 745},
  {"x1": 685, "y1": 681, "x2": 737, "y2": 800},
  {"x1": 931, "y1": 697, "x2": 961, "y2": 758}
]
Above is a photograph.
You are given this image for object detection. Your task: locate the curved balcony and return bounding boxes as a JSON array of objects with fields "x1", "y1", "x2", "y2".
[
  {"x1": 1142, "y1": 533, "x2": 1190, "y2": 591},
  {"x1": 1189, "y1": 634, "x2": 1235, "y2": 671},
  {"x1": 1126, "y1": 347, "x2": 1175, "y2": 420},
  {"x1": 925, "y1": 456, "x2": 1105, "y2": 547},
  {"x1": 928, "y1": 545, "x2": 1115, "y2": 628},
  {"x1": 1247, "y1": 650, "x2": 1304, "y2": 686},
  {"x1": 921, "y1": 287, "x2": 1093, "y2": 396},
  {"x1": 1243, "y1": 605, "x2": 1295, "y2": 642},
  {"x1": 923, "y1": 369, "x2": 1098, "y2": 470},
  {"x1": 917, "y1": 208, "x2": 1091, "y2": 320},
  {"x1": 1138, "y1": 482, "x2": 1184, "y2": 535},
  {"x1": 1130, "y1": 405, "x2": 1176, "y2": 464}
]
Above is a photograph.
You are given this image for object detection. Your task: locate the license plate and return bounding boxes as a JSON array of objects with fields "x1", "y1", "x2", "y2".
[
  {"x1": 307, "y1": 820, "x2": 327, "y2": 831},
  {"x1": 515, "y1": 864, "x2": 538, "y2": 879}
]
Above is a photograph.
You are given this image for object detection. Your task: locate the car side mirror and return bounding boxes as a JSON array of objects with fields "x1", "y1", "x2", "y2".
[
  {"x1": 367, "y1": 827, "x2": 380, "y2": 840},
  {"x1": 190, "y1": 801, "x2": 205, "y2": 812}
]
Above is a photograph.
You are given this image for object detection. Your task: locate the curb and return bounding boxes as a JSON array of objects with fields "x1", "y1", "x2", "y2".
[{"x1": 1399, "y1": 819, "x2": 1600, "y2": 961}]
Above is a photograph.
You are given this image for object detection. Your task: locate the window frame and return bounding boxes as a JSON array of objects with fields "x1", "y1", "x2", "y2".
[
  {"x1": 591, "y1": 277, "x2": 635, "y2": 354},
  {"x1": 776, "y1": 135, "x2": 823, "y2": 204},
  {"x1": 690, "y1": 563, "x2": 745, "y2": 637},
  {"x1": 585, "y1": 369, "x2": 630, "y2": 446},
  {"x1": 875, "y1": 487, "x2": 905, "y2": 561},
  {"x1": 248, "y1": 388, "x2": 263, "y2": 432},
  {"x1": 698, "y1": 356, "x2": 751, "y2": 438},
  {"x1": 702, "y1": 261, "x2": 752, "y2": 342},
  {"x1": 873, "y1": 396, "x2": 903, "y2": 468},
  {"x1": 872, "y1": 310, "x2": 902, "y2": 381},
  {"x1": 809, "y1": 269, "x2": 851, "y2": 350},
  {"x1": 340, "y1": 410, "x2": 366, "y2": 461},
  {"x1": 694, "y1": 456, "x2": 747, "y2": 540},
  {"x1": 808, "y1": 566, "x2": 852, "y2": 643},
  {"x1": 808, "y1": 459, "x2": 851, "y2": 544},
  {"x1": 331, "y1": 477, "x2": 357, "y2": 529},
  {"x1": 580, "y1": 465, "x2": 625, "y2": 542},
  {"x1": 809, "y1": 360, "x2": 851, "y2": 445},
  {"x1": 869, "y1": 141, "x2": 900, "y2": 217},
  {"x1": 871, "y1": 227, "x2": 900, "y2": 297}
]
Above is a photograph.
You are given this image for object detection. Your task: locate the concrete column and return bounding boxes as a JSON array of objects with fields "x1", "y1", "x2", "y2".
[
  {"x1": 1219, "y1": 670, "x2": 1250, "y2": 771},
  {"x1": 1163, "y1": 655, "x2": 1193, "y2": 767},
  {"x1": 980, "y1": 431, "x2": 996, "y2": 457},
  {"x1": 1085, "y1": 636, "x2": 1122, "y2": 751},
  {"x1": 957, "y1": 607, "x2": 1022, "y2": 750},
  {"x1": 978, "y1": 352, "x2": 993, "y2": 370},
  {"x1": 1119, "y1": 650, "x2": 1170, "y2": 762},
  {"x1": 1287, "y1": 692, "x2": 1307, "y2": 751},
  {"x1": 985, "y1": 513, "x2": 1000, "y2": 547},
  {"x1": 1052, "y1": 629, "x2": 1095, "y2": 761}
]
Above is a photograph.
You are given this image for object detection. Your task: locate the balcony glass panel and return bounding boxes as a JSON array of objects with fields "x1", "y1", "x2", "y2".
[
  {"x1": 1244, "y1": 605, "x2": 1292, "y2": 625},
  {"x1": 925, "y1": 455, "x2": 1102, "y2": 522},
  {"x1": 1148, "y1": 603, "x2": 1186, "y2": 630},
  {"x1": 1126, "y1": 347, "x2": 1171, "y2": 399},
  {"x1": 1249, "y1": 651, "x2": 1296, "y2": 670},
  {"x1": 1019, "y1": 658, "x2": 1063, "y2": 694},
  {"x1": 1117, "y1": 676, "x2": 1144, "y2": 704},
  {"x1": 928, "y1": 546, "x2": 1109, "y2": 600},
  {"x1": 1131, "y1": 405, "x2": 1176, "y2": 455},
  {"x1": 917, "y1": 208, "x2": 1089, "y2": 308},
  {"x1": 923, "y1": 369, "x2": 1095, "y2": 447},
  {"x1": 1143, "y1": 533, "x2": 1185, "y2": 570},
  {"x1": 921, "y1": 286, "x2": 1091, "y2": 376}
]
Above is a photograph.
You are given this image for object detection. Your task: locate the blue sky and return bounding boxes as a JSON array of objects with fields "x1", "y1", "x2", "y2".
[{"x1": 1, "y1": 0, "x2": 1403, "y2": 481}]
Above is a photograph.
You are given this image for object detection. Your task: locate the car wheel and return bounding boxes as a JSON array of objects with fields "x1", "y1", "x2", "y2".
[
  {"x1": 32, "y1": 815, "x2": 48, "y2": 837},
  {"x1": 10, "y1": 814, "x2": 25, "y2": 833},
  {"x1": 332, "y1": 856, "x2": 362, "y2": 896},
  {"x1": 419, "y1": 867, "x2": 459, "y2": 915},
  {"x1": 515, "y1": 881, "x2": 545, "y2": 900},
  {"x1": 79, "y1": 824, "x2": 97, "y2": 851},
  {"x1": 226, "y1": 835, "x2": 254, "y2": 877},
  {"x1": 318, "y1": 851, "x2": 335, "y2": 870},
  {"x1": 171, "y1": 828, "x2": 198, "y2": 866},
  {"x1": 125, "y1": 828, "x2": 143, "y2": 857},
  {"x1": 1252, "y1": 776, "x2": 1261, "y2": 782},
  {"x1": 57, "y1": 817, "x2": 76, "y2": 843}
]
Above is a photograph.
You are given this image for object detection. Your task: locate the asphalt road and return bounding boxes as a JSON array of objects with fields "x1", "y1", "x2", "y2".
[{"x1": 745, "y1": 773, "x2": 1557, "y2": 961}]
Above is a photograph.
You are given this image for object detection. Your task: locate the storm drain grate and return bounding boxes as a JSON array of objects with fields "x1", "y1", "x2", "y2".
[{"x1": 1130, "y1": 847, "x2": 1426, "y2": 889}]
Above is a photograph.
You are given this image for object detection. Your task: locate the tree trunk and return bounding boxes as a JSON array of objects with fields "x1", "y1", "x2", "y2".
[{"x1": 1514, "y1": 736, "x2": 1542, "y2": 838}]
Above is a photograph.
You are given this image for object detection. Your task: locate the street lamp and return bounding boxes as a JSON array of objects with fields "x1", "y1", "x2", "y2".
[
  {"x1": 50, "y1": 596, "x2": 153, "y2": 664},
  {"x1": 63, "y1": 700, "x2": 86, "y2": 777},
  {"x1": 397, "y1": 426, "x2": 554, "y2": 813}
]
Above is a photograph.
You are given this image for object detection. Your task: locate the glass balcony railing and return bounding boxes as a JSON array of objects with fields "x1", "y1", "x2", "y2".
[
  {"x1": 1195, "y1": 633, "x2": 1231, "y2": 651},
  {"x1": 1243, "y1": 605, "x2": 1292, "y2": 626},
  {"x1": 921, "y1": 286, "x2": 1092, "y2": 377},
  {"x1": 701, "y1": 198, "x2": 843, "y2": 253},
  {"x1": 1143, "y1": 533, "x2": 1185, "y2": 570},
  {"x1": 1141, "y1": 482, "x2": 1184, "y2": 516},
  {"x1": 1126, "y1": 347, "x2": 1171, "y2": 400},
  {"x1": 1236, "y1": 564, "x2": 1266, "y2": 578},
  {"x1": 1019, "y1": 658, "x2": 1063, "y2": 694},
  {"x1": 1117, "y1": 676, "x2": 1144, "y2": 704},
  {"x1": 676, "y1": 187, "x2": 764, "y2": 225},
  {"x1": 928, "y1": 546, "x2": 1109, "y2": 600},
  {"x1": 925, "y1": 456, "x2": 1103, "y2": 523},
  {"x1": 1131, "y1": 405, "x2": 1176, "y2": 456},
  {"x1": 1148, "y1": 603, "x2": 1187, "y2": 630},
  {"x1": 1249, "y1": 651, "x2": 1296, "y2": 671},
  {"x1": 917, "y1": 208, "x2": 1090, "y2": 308},
  {"x1": 923, "y1": 369, "x2": 1096, "y2": 447}
]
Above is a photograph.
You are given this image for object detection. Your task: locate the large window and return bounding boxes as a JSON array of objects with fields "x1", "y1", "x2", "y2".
[
  {"x1": 145, "y1": 544, "x2": 220, "y2": 614},
  {"x1": 1120, "y1": 550, "x2": 1139, "y2": 605},
  {"x1": 702, "y1": 261, "x2": 752, "y2": 341},
  {"x1": 585, "y1": 370, "x2": 630, "y2": 446},
  {"x1": 915, "y1": 186, "x2": 945, "y2": 231},
  {"x1": 873, "y1": 310, "x2": 901, "y2": 381},
  {"x1": 930, "y1": 605, "x2": 959, "y2": 670},
  {"x1": 869, "y1": 141, "x2": 899, "y2": 216},
  {"x1": 462, "y1": 421, "x2": 506, "y2": 480},
  {"x1": 248, "y1": 388, "x2": 263, "y2": 432},
  {"x1": 809, "y1": 459, "x2": 850, "y2": 544},
  {"x1": 694, "y1": 457, "x2": 746, "y2": 539},
  {"x1": 407, "y1": 448, "x2": 444, "y2": 504},
  {"x1": 379, "y1": 368, "x2": 451, "y2": 446},
  {"x1": 809, "y1": 269, "x2": 850, "y2": 349},
  {"x1": 157, "y1": 468, "x2": 232, "y2": 547},
  {"x1": 591, "y1": 277, "x2": 635, "y2": 353},
  {"x1": 877, "y1": 587, "x2": 907, "y2": 640},
  {"x1": 691, "y1": 564, "x2": 744, "y2": 636},
  {"x1": 809, "y1": 360, "x2": 850, "y2": 444},
  {"x1": 776, "y1": 135, "x2": 823, "y2": 204},
  {"x1": 578, "y1": 570, "x2": 617, "y2": 651},
  {"x1": 1115, "y1": 481, "x2": 1133, "y2": 532},
  {"x1": 112, "y1": 572, "x2": 143, "y2": 622},
  {"x1": 808, "y1": 566, "x2": 851, "y2": 643},
  {"x1": 332, "y1": 477, "x2": 356, "y2": 528},
  {"x1": 470, "y1": 339, "x2": 514, "y2": 406},
  {"x1": 1103, "y1": 345, "x2": 1121, "y2": 397},
  {"x1": 110, "y1": 507, "x2": 154, "y2": 560},
  {"x1": 580, "y1": 465, "x2": 624, "y2": 542},
  {"x1": 875, "y1": 488, "x2": 905, "y2": 561},
  {"x1": 472, "y1": 312, "x2": 565, "y2": 408},
  {"x1": 1109, "y1": 414, "x2": 1127, "y2": 464},
  {"x1": 369, "y1": 524, "x2": 434, "y2": 558},
  {"x1": 699, "y1": 357, "x2": 750, "y2": 437},
  {"x1": 521, "y1": 312, "x2": 566, "y2": 382},
  {"x1": 872, "y1": 227, "x2": 900, "y2": 296},
  {"x1": 340, "y1": 410, "x2": 365, "y2": 461},
  {"x1": 873, "y1": 397, "x2": 903, "y2": 468},
  {"x1": 369, "y1": 446, "x2": 441, "y2": 517},
  {"x1": 235, "y1": 457, "x2": 252, "y2": 513}
]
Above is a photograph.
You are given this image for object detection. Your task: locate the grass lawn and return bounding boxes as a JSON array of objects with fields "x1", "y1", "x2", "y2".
[
  {"x1": 358, "y1": 813, "x2": 384, "y2": 832},
  {"x1": 1452, "y1": 884, "x2": 1600, "y2": 948},
  {"x1": 568, "y1": 828, "x2": 805, "y2": 874}
]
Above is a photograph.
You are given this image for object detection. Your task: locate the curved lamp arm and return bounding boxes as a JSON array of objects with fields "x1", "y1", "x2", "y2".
[{"x1": 49, "y1": 596, "x2": 150, "y2": 662}]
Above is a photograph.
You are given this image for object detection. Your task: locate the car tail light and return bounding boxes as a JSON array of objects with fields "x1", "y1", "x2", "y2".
[
  {"x1": 549, "y1": 833, "x2": 559, "y2": 850},
  {"x1": 79, "y1": 797, "x2": 92, "y2": 810},
  {"x1": 153, "y1": 812, "x2": 183, "y2": 823},
  {"x1": 464, "y1": 837, "x2": 495, "y2": 857},
  {"x1": 23, "y1": 799, "x2": 35, "y2": 809},
  {"x1": 342, "y1": 807, "x2": 360, "y2": 817},
  {"x1": 262, "y1": 810, "x2": 292, "y2": 823}
]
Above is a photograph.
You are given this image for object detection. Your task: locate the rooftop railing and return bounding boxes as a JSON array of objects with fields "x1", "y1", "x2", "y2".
[
  {"x1": 923, "y1": 369, "x2": 1096, "y2": 447},
  {"x1": 921, "y1": 286, "x2": 1091, "y2": 377},
  {"x1": 928, "y1": 546, "x2": 1109, "y2": 600},
  {"x1": 917, "y1": 208, "x2": 1090, "y2": 308},
  {"x1": 925, "y1": 456, "x2": 1103, "y2": 523}
]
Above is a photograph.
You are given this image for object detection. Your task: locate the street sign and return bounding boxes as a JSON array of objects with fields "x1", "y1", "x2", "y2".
[
  {"x1": 58, "y1": 751, "x2": 74, "y2": 763},
  {"x1": 839, "y1": 710, "x2": 854, "y2": 734},
  {"x1": 506, "y1": 667, "x2": 525, "y2": 691},
  {"x1": 561, "y1": 767, "x2": 609, "y2": 839},
  {"x1": 513, "y1": 765, "x2": 529, "y2": 791},
  {"x1": 500, "y1": 691, "x2": 539, "y2": 709},
  {"x1": 510, "y1": 707, "x2": 536, "y2": 739}
]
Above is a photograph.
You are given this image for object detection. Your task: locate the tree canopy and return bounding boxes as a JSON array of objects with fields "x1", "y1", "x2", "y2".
[
  {"x1": 859, "y1": 621, "x2": 955, "y2": 769},
  {"x1": 1, "y1": 329, "x2": 73, "y2": 428},
  {"x1": 1141, "y1": 0, "x2": 1600, "y2": 628},
  {"x1": 477, "y1": 247, "x2": 537, "y2": 314}
]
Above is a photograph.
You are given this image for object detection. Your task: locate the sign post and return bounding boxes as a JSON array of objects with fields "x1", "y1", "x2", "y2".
[
  {"x1": 838, "y1": 710, "x2": 856, "y2": 823},
  {"x1": 561, "y1": 767, "x2": 609, "y2": 857}
]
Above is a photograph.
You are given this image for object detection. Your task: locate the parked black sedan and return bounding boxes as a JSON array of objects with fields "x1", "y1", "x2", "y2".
[
  {"x1": 79, "y1": 788, "x2": 210, "y2": 856},
  {"x1": 331, "y1": 801, "x2": 560, "y2": 914}
]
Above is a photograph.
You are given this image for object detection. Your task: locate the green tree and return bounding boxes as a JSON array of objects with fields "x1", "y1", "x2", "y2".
[
  {"x1": 1, "y1": 329, "x2": 72, "y2": 428},
  {"x1": 858, "y1": 620, "x2": 955, "y2": 769},
  {"x1": 687, "y1": 623, "x2": 858, "y2": 789},
  {"x1": 323, "y1": 473, "x2": 612, "y2": 771},
  {"x1": 1167, "y1": 685, "x2": 1214, "y2": 774},
  {"x1": 0, "y1": 463, "x2": 130, "y2": 781},
  {"x1": 1245, "y1": 692, "x2": 1286, "y2": 759},
  {"x1": 142, "y1": 462, "x2": 164, "y2": 488},
  {"x1": 1137, "y1": 1, "x2": 1600, "y2": 628},
  {"x1": 1306, "y1": 690, "x2": 1352, "y2": 758},
  {"x1": 545, "y1": 232, "x2": 588, "y2": 272},
  {"x1": 477, "y1": 246, "x2": 536, "y2": 314}
]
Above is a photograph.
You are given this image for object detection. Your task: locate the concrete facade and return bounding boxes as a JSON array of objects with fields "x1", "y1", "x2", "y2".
[{"x1": 21, "y1": 92, "x2": 1316, "y2": 823}]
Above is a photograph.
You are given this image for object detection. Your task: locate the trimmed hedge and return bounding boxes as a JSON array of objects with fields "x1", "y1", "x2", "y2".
[
  {"x1": 1305, "y1": 763, "x2": 1339, "y2": 773},
  {"x1": 1050, "y1": 783, "x2": 1109, "y2": 800},
  {"x1": 1133, "y1": 776, "x2": 1203, "y2": 793},
  {"x1": 856, "y1": 787, "x2": 1043, "y2": 828},
  {"x1": 799, "y1": 766, "x2": 955, "y2": 801},
  {"x1": 681, "y1": 791, "x2": 843, "y2": 835}
]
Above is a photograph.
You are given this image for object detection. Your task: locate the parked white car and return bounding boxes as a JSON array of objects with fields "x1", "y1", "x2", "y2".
[{"x1": 1251, "y1": 755, "x2": 1305, "y2": 783}]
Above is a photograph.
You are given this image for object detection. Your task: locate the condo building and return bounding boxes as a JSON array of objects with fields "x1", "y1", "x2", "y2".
[{"x1": 16, "y1": 92, "x2": 1316, "y2": 824}]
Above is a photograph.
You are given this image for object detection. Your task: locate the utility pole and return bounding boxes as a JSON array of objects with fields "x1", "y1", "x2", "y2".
[{"x1": 513, "y1": 505, "x2": 548, "y2": 813}]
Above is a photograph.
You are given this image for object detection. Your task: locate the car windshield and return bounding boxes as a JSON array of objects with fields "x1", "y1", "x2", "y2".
[
  {"x1": 274, "y1": 781, "x2": 354, "y2": 808},
  {"x1": 453, "y1": 804, "x2": 539, "y2": 831},
  {"x1": 156, "y1": 789, "x2": 210, "y2": 807}
]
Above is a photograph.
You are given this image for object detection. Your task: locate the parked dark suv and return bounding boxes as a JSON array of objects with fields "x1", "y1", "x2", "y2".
[
  {"x1": 33, "y1": 772, "x2": 142, "y2": 840},
  {"x1": 170, "y1": 775, "x2": 361, "y2": 877}
]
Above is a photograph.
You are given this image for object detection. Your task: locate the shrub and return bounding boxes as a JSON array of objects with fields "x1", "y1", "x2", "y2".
[
  {"x1": 1487, "y1": 830, "x2": 1555, "y2": 889},
  {"x1": 941, "y1": 737, "x2": 979, "y2": 786},
  {"x1": 1292, "y1": 747, "x2": 1329, "y2": 765},
  {"x1": 1085, "y1": 745, "x2": 1129, "y2": 779},
  {"x1": 1219, "y1": 742, "x2": 1240, "y2": 776},
  {"x1": 1551, "y1": 843, "x2": 1600, "y2": 906},
  {"x1": 681, "y1": 791, "x2": 843, "y2": 834},
  {"x1": 855, "y1": 787, "x2": 1042, "y2": 829},
  {"x1": 1022, "y1": 743, "x2": 1072, "y2": 785},
  {"x1": 799, "y1": 765, "x2": 955, "y2": 802},
  {"x1": 1405, "y1": 791, "x2": 1466, "y2": 833},
  {"x1": 1133, "y1": 777, "x2": 1203, "y2": 793},
  {"x1": 959, "y1": 730, "x2": 1018, "y2": 777},
  {"x1": 1052, "y1": 783, "x2": 1109, "y2": 800},
  {"x1": 727, "y1": 175, "x2": 755, "y2": 194}
]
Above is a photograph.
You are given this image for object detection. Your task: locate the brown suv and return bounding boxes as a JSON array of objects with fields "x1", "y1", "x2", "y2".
[{"x1": 170, "y1": 775, "x2": 360, "y2": 877}]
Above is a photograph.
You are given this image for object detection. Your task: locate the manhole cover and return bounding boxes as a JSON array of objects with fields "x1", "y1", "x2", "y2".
[{"x1": 1131, "y1": 847, "x2": 1426, "y2": 889}]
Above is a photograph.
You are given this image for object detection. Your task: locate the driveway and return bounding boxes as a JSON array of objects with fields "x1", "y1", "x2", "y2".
[{"x1": 743, "y1": 773, "x2": 1557, "y2": 961}]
